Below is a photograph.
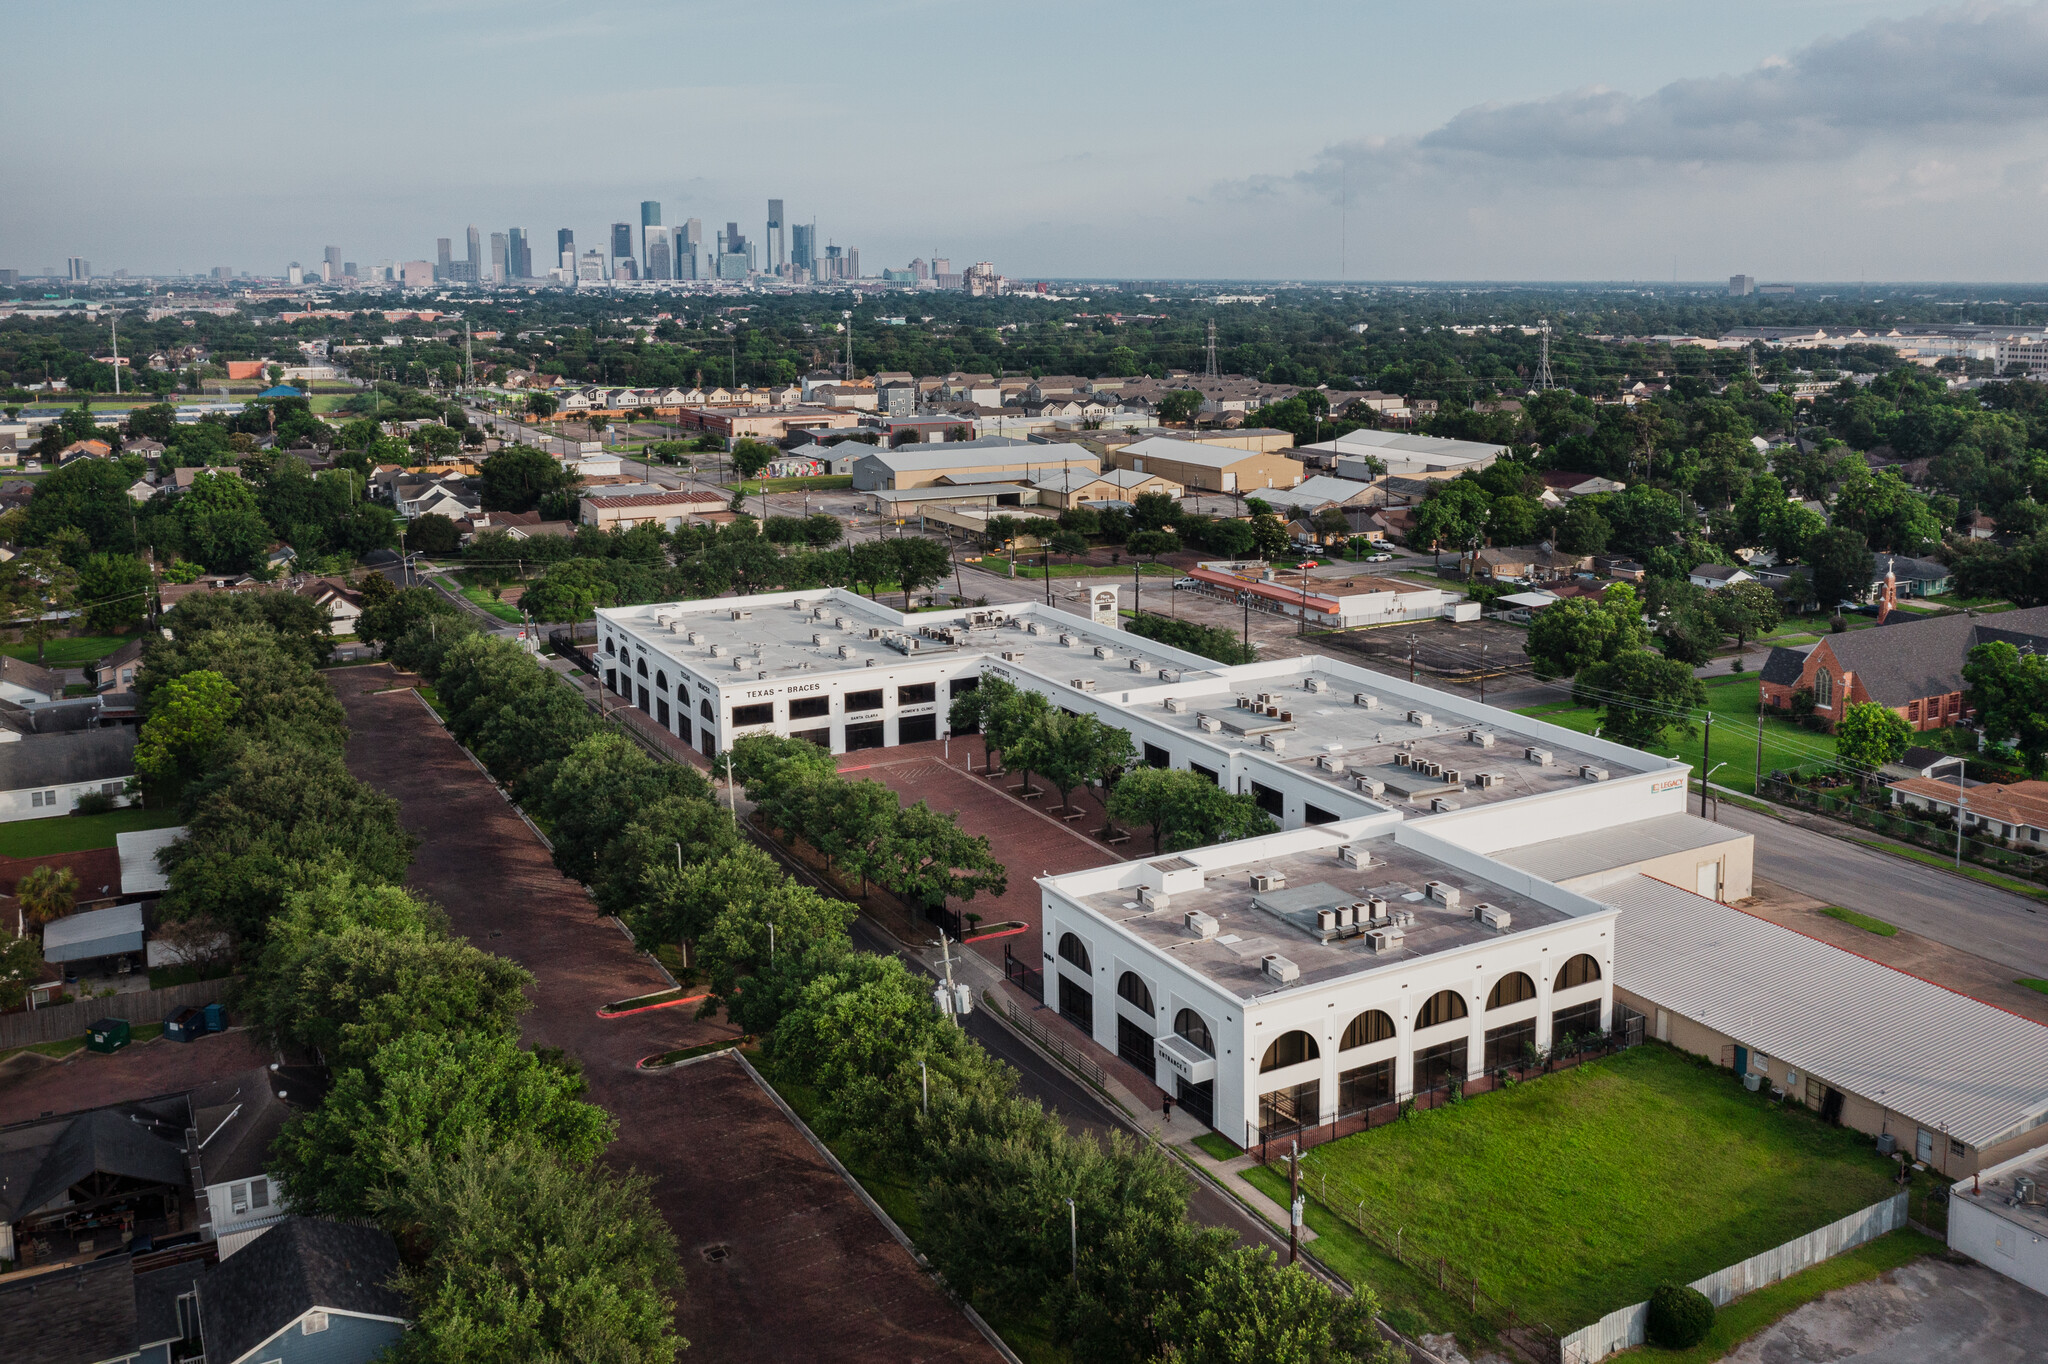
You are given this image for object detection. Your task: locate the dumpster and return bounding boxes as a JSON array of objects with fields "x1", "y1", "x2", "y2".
[
  {"x1": 86, "y1": 1018, "x2": 131, "y2": 1053},
  {"x1": 164, "y1": 1006, "x2": 207, "y2": 1042},
  {"x1": 201, "y1": 1002, "x2": 225, "y2": 1033}
]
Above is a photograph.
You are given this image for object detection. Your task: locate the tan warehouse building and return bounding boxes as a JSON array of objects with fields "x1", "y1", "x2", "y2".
[
  {"x1": 1110, "y1": 435, "x2": 1305, "y2": 494},
  {"x1": 850, "y1": 439, "x2": 1101, "y2": 491}
]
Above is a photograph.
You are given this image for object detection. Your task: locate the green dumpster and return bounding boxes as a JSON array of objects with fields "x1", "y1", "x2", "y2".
[{"x1": 86, "y1": 1018, "x2": 131, "y2": 1053}]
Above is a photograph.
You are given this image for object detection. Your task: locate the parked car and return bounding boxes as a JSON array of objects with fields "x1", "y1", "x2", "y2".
[
  {"x1": 1173, "y1": 577, "x2": 1201, "y2": 589},
  {"x1": 1365, "y1": 551, "x2": 1394, "y2": 563}
]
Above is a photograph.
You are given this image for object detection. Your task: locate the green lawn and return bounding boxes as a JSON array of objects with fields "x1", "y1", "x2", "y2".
[
  {"x1": 2019, "y1": 979, "x2": 2048, "y2": 995},
  {"x1": 1267, "y1": 1046, "x2": 1898, "y2": 1338},
  {"x1": 0, "y1": 806, "x2": 181, "y2": 858},
  {"x1": 1517, "y1": 674, "x2": 1840, "y2": 793},
  {"x1": 1191, "y1": 1131, "x2": 1242, "y2": 1162},
  {"x1": 978, "y1": 555, "x2": 1177, "y2": 579},
  {"x1": 1822, "y1": 906, "x2": 1898, "y2": 937},
  {"x1": 0, "y1": 634, "x2": 133, "y2": 666},
  {"x1": 1846, "y1": 838, "x2": 2048, "y2": 899},
  {"x1": 454, "y1": 579, "x2": 523, "y2": 623},
  {"x1": 1619, "y1": 1230, "x2": 1941, "y2": 1362}
]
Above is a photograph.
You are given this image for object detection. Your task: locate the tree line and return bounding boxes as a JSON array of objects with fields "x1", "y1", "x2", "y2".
[{"x1": 130, "y1": 597, "x2": 685, "y2": 1362}]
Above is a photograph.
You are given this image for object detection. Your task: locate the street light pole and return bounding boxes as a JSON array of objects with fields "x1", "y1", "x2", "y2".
[
  {"x1": 1066, "y1": 1197, "x2": 1078, "y2": 1283},
  {"x1": 1699, "y1": 713, "x2": 1713, "y2": 818}
]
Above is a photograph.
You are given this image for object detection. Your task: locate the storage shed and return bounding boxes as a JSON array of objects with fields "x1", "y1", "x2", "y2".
[{"x1": 40, "y1": 903, "x2": 145, "y2": 964}]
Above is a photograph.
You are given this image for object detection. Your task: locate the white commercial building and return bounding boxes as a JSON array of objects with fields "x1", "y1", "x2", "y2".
[{"x1": 1297, "y1": 429, "x2": 1506, "y2": 480}]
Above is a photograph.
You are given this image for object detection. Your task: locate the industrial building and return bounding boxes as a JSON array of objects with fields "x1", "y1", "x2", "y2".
[
  {"x1": 848, "y1": 439, "x2": 1097, "y2": 491},
  {"x1": 1109, "y1": 436, "x2": 1306, "y2": 494}
]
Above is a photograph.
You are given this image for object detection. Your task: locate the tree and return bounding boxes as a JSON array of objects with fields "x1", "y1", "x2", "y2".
[
  {"x1": 694, "y1": 867, "x2": 857, "y2": 1013},
  {"x1": 1049, "y1": 529, "x2": 1090, "y2": 565},
  {"x1": 272, "y1": 1031, "x2": 613, "y2": 1220},
  {"x1": 0, "y1": 928, "x2": 41, "y2": 1011},
  {"x1": 529, "y1": 730, "x2": 709, "y2": 885},
  {"x1": 1129, "y1": 528, "x2": 1181, "y2": 561},
  {"x1": 22, "y1": 459, "x2": 142, "y2": 555},
  {"x1": 1411, "y1": 481, "x2": 1490, "y2": 564},
  {"x1": 1485, "y1": 493, "x2": 1542, "y2": 547},
  {"x1": 479, "y1": 447, "x2": 579, "y2": 513},
  {"x1": 135, "y1": 669, "x2": 241, "y2": 780},
  {"x1": 1524, "y1": 583, "x2": 1652, "y2": 680},
  {"x1": 1805, "y1": 526, "x2": 1875, "y2": 610},
  {"x1": 1964, "y1": 640, "x2": 2048, "y2": 776},
  {"x1": 175, "y1": 471, "x2": 271, "y2": 571},
  {"x1": 890, "y1": 535, "x2": 953, "y2": 608},
  {"x1": 1058, "y1": 505, "x2": 1101, "y2": 538},
  {"x1": 1710, "y1": 581, "x2": 1782, "y2": 648},
  {"x1": 371, "y1": 1138, "x2": 684, "y2": 1364},
  {"x1": 407, "y1": 512, "x2": 461, "y2": 555},
  {"x1": 1107, "y1": 767, "x2": 1272, "y2": 853},
  {"x1": 1553, "y1": 498, "x2": 1612, "y2": 555},
  {"x1": 869, "y1": 799, "x2": 1008, "y2": 916},
  {"x1": 1157, "y1": 390, "x2": 1203, "y2": 425},
  {"x1": 1835, "y1": 701, "x2": 1913, "y2": 778},
  {"x1": 1645, "y1": 1284, "x2": 1715, "y2": 1351},
  {"x1": 1572, "y1": 653, "x2": 1707, "y2": 748},
  {"x1": 358, "y1": 584, "x2": 460, "y2": 656},
  {"x1": 1158, "y1": 1246, "x2": 1391, "y2": 1364},
  {"x1": 521, "y1": 558, "x2": 621, "y2": 622},
  {"x1": 16, "y1": 864, "x2": 77, "y2": 924},
  {"x1": 591, "y1": 793, "x2": 743, "y2": 923},
  {"x1": 986, "y1": 681, "x2": 1053, "y2": 790},
  {"x1": 0, "y1": 548, "x2": 79, "y2": 664},
  {"x1": 525, "y1": 392, "x2": 559, "y2": 418},
  {"x1": 730, "y1": 438, "x2": 776, "y2": 481},
  {"x1": 1310, "y1": 506, "x2": 1352, "y2": 544},
  {"x1": 76, "y1": 553, "x2": 152, "y2": 633}
]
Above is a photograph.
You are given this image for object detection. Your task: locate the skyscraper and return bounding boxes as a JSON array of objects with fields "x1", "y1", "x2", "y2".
[
  {"x1": 645, "y1": 227, "x2": 672, "y2": 280},
  {"x1": 680, "y1": 219, "x2": 702, "y2": 280},
  {"x1": 611, "y1": 223, "x2": 632, "y2": 272},
  {"x1": 466, "y1": 226, "x2": 482, "y2": 281},
  {"x1": 767, "y1": 199, "x2": 784, "y2": 272},
  {"x1": 509, "y1": 228, "x2": 531, "y2": 279},
  {"x1": 323, "y1": 245, "x2": 343, "y2": 278},
  {"x1": 557, "y1": 228, "x2": 575, "y2": 266},
  {"x1": 791, "y1": 223, "x2": 815, "y2": 276},
  {"x1": 489, "y1": 232, "x2": 508, "y2": 284},
  {"x1": 640, "y1": 201, "x2": 662, "y2": 271},
  {"x1": 436, "y1": 238, "x2": 452, "y2": 279},
  {"x1": 65, "y1": 256, "x2": 89, "y2": 282}
]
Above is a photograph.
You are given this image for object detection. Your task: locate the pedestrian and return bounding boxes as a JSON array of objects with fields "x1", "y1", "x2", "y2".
[{"x1": 1162, "y1": 1096, "x2": 1173, "y2": 1123}]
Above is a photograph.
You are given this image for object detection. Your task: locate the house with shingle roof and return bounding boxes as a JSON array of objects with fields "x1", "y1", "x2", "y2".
[{"x1": 1757, "y1": 605, "x2": 2048, "y2": 732}]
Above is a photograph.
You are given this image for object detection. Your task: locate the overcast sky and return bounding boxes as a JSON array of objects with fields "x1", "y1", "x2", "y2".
[{"x1": 9, "y1": 0, "x2": 2046, "y2": 281}]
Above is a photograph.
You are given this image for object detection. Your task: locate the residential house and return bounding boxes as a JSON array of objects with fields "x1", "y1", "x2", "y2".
[
  {"x1": 124, "y1": 438, "x2": 166, "y2": 462},
  {"x1": 295, "y1": 578, "x2": 363, "y2": 635},
  {"x1": 1966, "y1": 511, "x2": 1998, "y2": 539},
  {"x1": 171, "y1": 464, "x2": 247, "y2": 490},
  {"x1": 196, "y1": 1219, "x2": 408, "y2": 1364},
  {"x1": 0, "y1": 728, "x2": 138, "y2": 819},
  {"x1": 1470, "y1": 544, "x2": 1593, "y2": 584},
  {"x1": 189, "y1": 1070, "x2": 303, "y2": 1254},
  {"x1": 1868, "y1": 554, "x2": 1952, "y2": 598},
  {"x1": 1688, "y1": 564, "x2": 1757, "y2": 591},
  {"x1": 0, "y1": 655, "x2": 65, "y2": 704},
  {"x1": 87, "y1": 638, "x2": 144, "y2": 693},
  {"x1": 1887, "y1": 776, "x2": 2048, "y2": 848},
  {"x1": 1756, "y1": 604, "x2": 2048, "y2": 731},
  {"x1": 58, "y1": 438, "x2": 112, "y2": 463},
  {"x1": 1592, "y1": 556, "x2": 1647, "y2": 583}
]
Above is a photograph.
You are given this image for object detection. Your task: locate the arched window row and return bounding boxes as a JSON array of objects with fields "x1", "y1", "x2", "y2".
[
  {"x1": 1340, "y1": 1009, "x2": 1395, "y2": 1050},
  {"x1": 1487, "y1": 972, "x2": 1536, "y2": 1010},
  {"x1": 1260, "y1": 1029, "x2": 1319, "y2": 1073},
  {"x1": 1416, "y1": 989, "x2": 1468, "y2": 1030},
  {"x1": 1556, "y1": 954, "x2": 1602, "y2": 990}
]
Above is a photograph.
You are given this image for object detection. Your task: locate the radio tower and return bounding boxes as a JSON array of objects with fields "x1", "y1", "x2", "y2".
[
  {"x1": 462, "y1": 318, "x2": 474, "y2": 391},
  {"x1": 1204, "y1": 319, "x2": 1218, "y2": 381},
  {"x1": 1534, "y1": 320, "x2": 1554, "y2": 392}
]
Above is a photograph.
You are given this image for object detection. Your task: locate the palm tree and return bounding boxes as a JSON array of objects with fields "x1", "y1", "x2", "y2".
[{"x1": 18, "y1": 865, "x2": 78, "y2": 925}]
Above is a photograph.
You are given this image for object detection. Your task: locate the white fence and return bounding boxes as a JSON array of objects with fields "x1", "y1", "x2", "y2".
[{"x1": 1560, "y1": 1190, "x2": 1907, "y2": 1363}]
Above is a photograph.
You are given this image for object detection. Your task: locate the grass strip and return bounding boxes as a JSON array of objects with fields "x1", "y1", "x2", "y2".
[
  {"x1": 0, "y1": 806, "x2": 183, "y2": 859},
  {"x1": 1619, "y1": 1229, "x2": 1943, "y2": 1361},
  {"x1": 1822, "y1": 906, "x2": 1899, "y2": 937},
  {"x1": 0, "y1": 634, "x2": 134, "y2": 666},
  {"x1": 415, "y1": 684, "x2": 452, "y2": 723},
  {"x1": 2019, "y1": 979, "x2": 2048, "y2": 995},
  {"x1": 455, "y1": 580, "x2": 524, "y2": 622},
  {"x1": 638, "y1": 1037, "x2": 742, "y2": 1067},
  {"x1": 1191, "y1": 1131, "x2": 1242, "y2": 1162},
  {"x1": 1845, "y1": 838, "x2": 2048, "y2": 899}
]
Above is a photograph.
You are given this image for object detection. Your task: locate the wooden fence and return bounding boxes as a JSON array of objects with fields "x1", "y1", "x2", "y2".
[{"x1": 0, "y1": 979, "x2": 235, "y2": 1049}]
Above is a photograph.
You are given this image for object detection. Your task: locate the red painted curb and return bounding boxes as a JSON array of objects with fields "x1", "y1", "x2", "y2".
[{"x1": 599, "y1": 992, "x2": 707, "y2": 1019}]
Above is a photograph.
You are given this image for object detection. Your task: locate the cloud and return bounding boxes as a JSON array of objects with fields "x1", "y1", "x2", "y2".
[{"x1": 1262, "y1": 2, "x2": 2048, "y2": 200}]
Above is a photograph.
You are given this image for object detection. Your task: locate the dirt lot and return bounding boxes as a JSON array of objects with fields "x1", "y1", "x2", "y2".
[
  {"x1": 0, "y1": 1027, "x2": 271, "y2": 1121},
  {"x1": 328, "y1": 666, "x2": 1001, "y2": 1364},
  {"x1": 1313, "y1": 615, "x2": 1536, "y2": 691}
]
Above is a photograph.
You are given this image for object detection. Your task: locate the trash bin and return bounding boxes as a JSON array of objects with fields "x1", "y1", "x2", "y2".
[
  {"x1": 164, "y1": 1007, "x2": 205, "y2": 1042},
  {"x1": 86, "y1": 1018, "x2": 130, "y2": 1053},
  {"x1": 201, "y1": 1002, "x2": 225, "y2": 1033}
]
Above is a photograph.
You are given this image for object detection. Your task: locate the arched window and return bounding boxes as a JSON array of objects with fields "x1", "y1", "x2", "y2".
[
  {"x1": 1057, "y1": 932, "x2": 1091, "y2": 973},
  {"x1": 1813, "y1": 669, "x2": 1832, "y2": 707},
  {"x1": 655, "y1": 671, "x2": 668, "y2": 693},
  {"x1": 1487, "y1": 973, "x2": 1537, "y2": 1009},
  {"x1": 1260, "y1": 1029, "x2": 1320, "y2": 1073},
  {"x1": 603, "y1": 637, "x2": 615, "y2": 655},
  {"x1": 1556, "y1": 954, "x2": 1602, "y2": 990},
  {"x1": 1117, "y1": 971, "x2": 1153, "y2": 1013},
  {"x1": 1174, "y1": 1009, "x2": 1214, "y2": 1056},
  {"x1": 1416, "y1": 989, "x2": 1468, "y2": 1030},
  {"x1": 636, "y1": 657, "x2": 649, "y2": 677},
  {"x1": 700, "y1": 698, "x2": 713, "y2": 720},
  {"x1": 1340, "y1": 1009, "x2": 1396, "y2": 1050}
]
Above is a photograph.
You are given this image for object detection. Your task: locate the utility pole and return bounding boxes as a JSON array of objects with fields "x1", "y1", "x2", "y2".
[
  {"x1": 1288, "y1": 1141, "x2": 1302, "y2": 1266},
  {"x1": 110, "y1": 312, "x2": 120, "y2": 395},
  {"x1": 1699, "y1": 713, "x2": 1713, "y2": 818},
  {"x1": 1066, "y1": 1198, "x2": 1078, "y2": 1282},
  {"x1": 1753, "y1": 699, "x2": 1765, "y2": 795},
  {"x1": 1479, "y1": 643, "x2": 1487, "y2": 705},
  {"x1": 463, "y1": 318, "x2": 473, "y2": 392},
  {"x1": 1408, "y1": 634, "x2": 1419, "y2": 683},
  {"x1": 1205, "y1": 319, "x2": 1218, "y2": 381}
]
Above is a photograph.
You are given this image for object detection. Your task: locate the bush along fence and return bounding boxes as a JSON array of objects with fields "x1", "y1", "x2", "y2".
[
  {"x1": 1758, "y1": 774, "x2": 2048, "y2": 885},
  {"x1": 1558, "y1": 1191, "x2": 1908, "y2": 1363}
]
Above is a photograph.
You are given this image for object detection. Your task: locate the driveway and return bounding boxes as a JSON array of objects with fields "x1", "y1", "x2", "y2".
[{"x1": 1721, "y1": 1255, "x2": 2047, "y2": 1363}]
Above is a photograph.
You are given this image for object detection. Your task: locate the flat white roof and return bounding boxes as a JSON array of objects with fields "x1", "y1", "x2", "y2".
[
  {"x1": 1120, "y1": 436, "x2": 1295, "y2": 470},
  {"x1": 1604, "y1": 875, "x2": 2048, "y2": 1150},
  {"x1": 1492, "y1": 813, "x2": 1741, "y2": 883},
  {"x1": 1305, "y1": 430, "x2": 1507, "y2": 463},
  {"x1": 117, "y1": 825, "x2": 184, "y2": 896}
]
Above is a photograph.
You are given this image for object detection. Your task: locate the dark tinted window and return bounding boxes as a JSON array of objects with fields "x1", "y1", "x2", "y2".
[
  {"x1": 1487, "y1": 973, "x2": 1537, "y2": 1009},
  {"x1": 1143, "y1": 743, "x2": 1170, "y2": 769},
  {"x1": 845, "y1": 688, "x2": 884, "y2": 712},
  {"x1": 1556, "y1": 954, "x2": 1602, "y2": 989},
  {"x1": 789, "y1": 695, "x2": 830, "y2": 719},
  {"x1": 1259, "y1": 1029, "x2": 1320, "y2": 1073},
  {"x1": 1250, "y1": 782, "x2": 1284, "y2": 817},
  {"x1": 733, "y1": 703, "x2": 773, "y2": 727},
  {"x1": 1340, "y1": 1010, "x2": 1395, "y2": 1050},
  {"x1": 1416, "y1": 989, "x2": 1468, "y2": 1030},
  {"x1": 897, "y1": 682, "x2": 936, "y2": 705}
]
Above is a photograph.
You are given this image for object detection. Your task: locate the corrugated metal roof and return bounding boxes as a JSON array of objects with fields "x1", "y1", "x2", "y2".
[
  {"x1": 117, "y1": 825, "x2": 184, "y2": 896},
  {"x1": 1604, "y1": 875, "x2": 2048, "y2": 1150},
  {"x1": 1495, "y1": 814, "x2": 1744, "y2": 883},
  {"x1": 41, "y1": 903, "x2": 145, "y2": 962}
]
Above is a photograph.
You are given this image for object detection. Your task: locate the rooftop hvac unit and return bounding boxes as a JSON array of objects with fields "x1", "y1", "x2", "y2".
[
  {"x1": 1159, "y1": 669, "x2": 1180, "y2": 683},
  {"x1": 837, "y1": 645, "x2": 854, "y2": 658},
  {"x1": 670, "y1": 621, "x2": 688, "y2": 635},
  {"x1": 1426, "y1": 880, "x2": 1460, "y2": 908},
  {"x1": 1408, "y1": 710, "x2": 1432, "y2": 726},
  {"x1": 1422, "y1": 760, "x2": 1441, "y2": 777},
  {"x1": 1366, "y1": 927, "x2": 1404, "y2": 953},
  {"x1": 655, "y1": 613, "x2": 675, "y2": 626},
  {"x1": 1526, "y1": 747, "x2": 1553, "y2": 766},
  {"x1": 1138, "y1": 885, "x2": 1171, "y2": 910},
  {"x1": 1261, "y1": 953, "x2": 1301, "y2": 983},
  {"x1": 1354, "y1": 693, "x2": 1379, "y2": 709},
  {"x1": 1580, "y1": 765, "x2": 1609, "y2": 782},
  {"x1": 812, "y1": 633, "x2": 826, "y2": 646},
  {"x1": 730, "y1": 609, "x2": 752, "y2": 620},
  {"x1": 1317, "y1": 754, "x2": 1346, "y2": 773},
  {"x1": 1183, "y1": 910, "x2": 1219, "y2": 940},
  {"x1": 1365, "y1": 894, "x2": 1389, "y2": 919},
  {"x1": 1280, "y1": 710, "x2": 1294, "y2": 722},
  {"x1": 1443, "y1": 768, "x2": 1461, "y2": 784},
  {"x1": 1338, "y1": 844, "x2": 1372, "y2": 868},
  {"x1": 1355, "y1": 776, "x2": 1386, "y2": 797},
  {"x1": 1469, "y1": 730, "x2": 1496, "y2": 748},
  {"x1": 1073, "y1": 678, "x2": 1097, "y2": 692},
  {"x1": 864, "y1": 658, "x2": 877, "y2": 667},
  {"x1": 1197, "y1": 714, "x2": 1222, "y2": 732},
  {"x1": 1316, "y1": 908, "x2": 1337, "y2": 932},
  {"x1": 1256, "y1": 692, "x2": 1272, "y2": 705},
  {"x1": 709, "y1": 644, "x2": 726, "y2": 658},
  {"x1": 1336, "y1": 903, "x2": 1358, "y2": 926},
  {"x1": 868, "y1": 627, "x2": 882, "y2": 639},
  {"x1": 814, "y1": 607, "x2": 831, "y2": 620},
  {"x1": 1164, "y1": 697, "x2": 1188, "y2": 714},
  {"x1": 1095, "y1": 645, "x2": 1114, "y2": 659},
  {"x1": 1304, "y1": 677, "x2": 1325, "y2": 693},
  {"x1": 1475, "y1": 904, "x2": 1512, "y2": 930},
  {"x1": 1059, "y1": 632, "x2": 1076, "y2": 646},
  {"x1": 1394, "y1": 752, "x2": 1412, "y2": 768},
  {"x1": 1251, "y1": 870, "x2": 1286, "y2": 892},
  {"x1": 1476, "y1": 772, "x2": 1503, "y2": 789},
  {"x1": 791, "y1": 600, "x2": 809, "y2": 612},
  {"x1": 687, "y1": 631, "x2": 704, "y2": 645},
  {"x1": 1001, "y1": 651, "x2": 1021, "y2": 662},
  {"x1": 1130, "y1": 659, "x2": 1152, "y2": 674},
  {"x1": 835, "y1": 616, "x2": 851, "y2": 630},
  {"x1": 1431, "y1": 796, "x2": 1460, "y2": 812},
  {"x1": 733, "y1": 657, "x2": 751, "y2": 671},
  {"x1": 1262, "y1": 733, "x2": 1287, "y2": 753},
  {"x1": 1027, "y1": 621, "x2": 1044, "y2": 635}
]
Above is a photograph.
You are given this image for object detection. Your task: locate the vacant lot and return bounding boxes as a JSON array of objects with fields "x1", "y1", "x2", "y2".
[{"x1": 1268, "y1": 1045, "x2": 1897, "y2": 1336}]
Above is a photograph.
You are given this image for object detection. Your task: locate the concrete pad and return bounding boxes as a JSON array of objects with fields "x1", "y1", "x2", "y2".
[{"x1": 1722, "y1": 1256, "x2": 2048, "y2": 1363}]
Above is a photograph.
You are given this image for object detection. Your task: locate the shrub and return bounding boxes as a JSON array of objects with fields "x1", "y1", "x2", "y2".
[
  {"x1": 73, "y1": 791, "x2": 117, "y2": 816},
  {"x1": 1646, "y1": 1283, "x2": 1714, "y2": 1349}
]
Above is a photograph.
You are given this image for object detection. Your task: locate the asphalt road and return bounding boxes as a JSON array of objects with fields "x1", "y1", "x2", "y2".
[{"x1": 1712, "y1": 802, "x2": 2048, "y2": 976}]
